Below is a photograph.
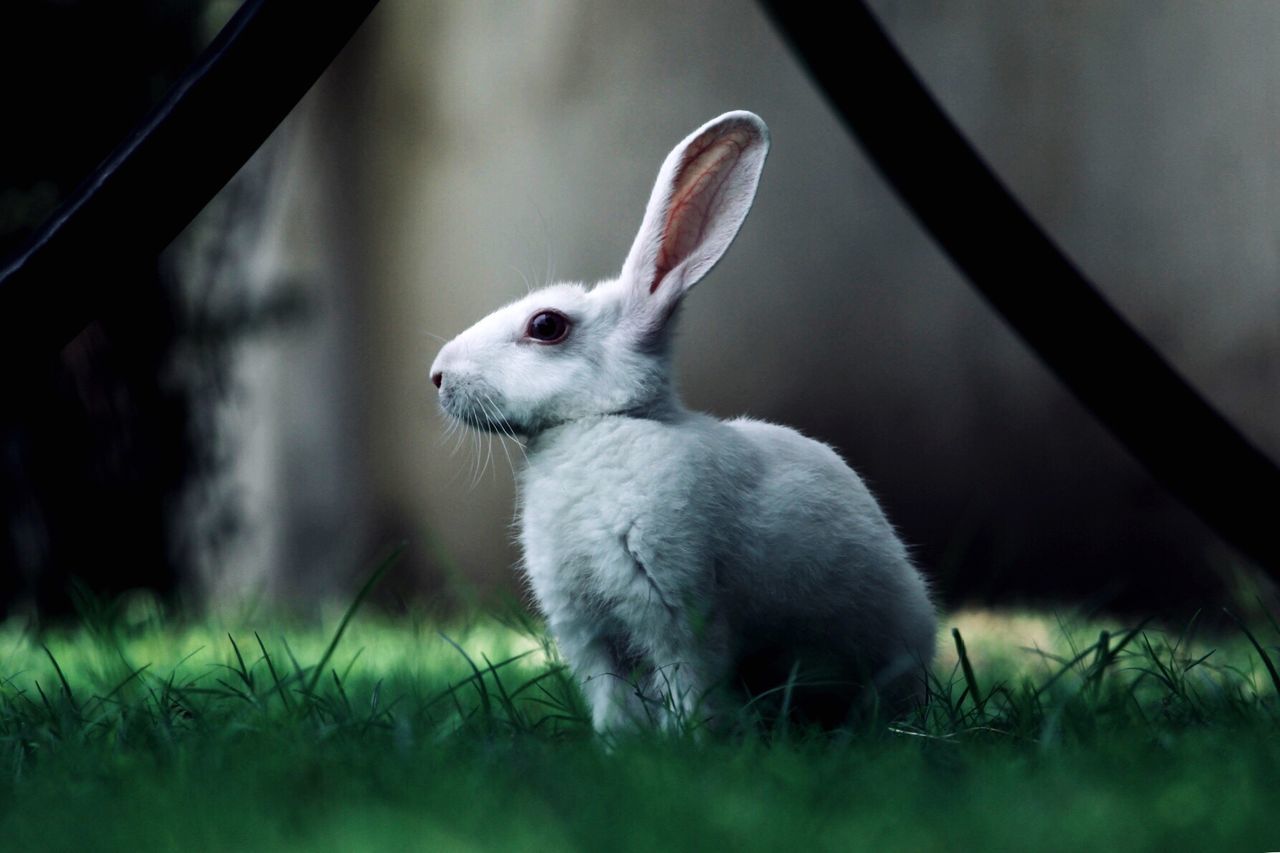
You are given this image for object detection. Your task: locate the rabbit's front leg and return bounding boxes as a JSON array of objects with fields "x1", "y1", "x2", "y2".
[
  {"x1": 549, "y1": 614, "x2": 653, "y2": 731},
  {"x1": 614, "y1": 527, "x2": 730, "y2": 730}
]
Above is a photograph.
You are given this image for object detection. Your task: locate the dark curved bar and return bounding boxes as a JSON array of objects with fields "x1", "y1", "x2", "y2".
[
  {"x1": 0, "y1": 0, "x2": 379, "y2": 363},
  {"x1": 762, "y1": 1, "x2": 1280, "y2": 574}
]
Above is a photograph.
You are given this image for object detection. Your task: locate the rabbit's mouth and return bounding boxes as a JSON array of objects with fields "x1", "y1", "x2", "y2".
[{"x1": 439, "y1": 386, "x2": 524, "y2": 437}]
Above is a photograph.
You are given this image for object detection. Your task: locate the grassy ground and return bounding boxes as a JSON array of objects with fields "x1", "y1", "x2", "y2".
[{"x1": 3, "y1": 572, "x2": 1280, "y2": 851}]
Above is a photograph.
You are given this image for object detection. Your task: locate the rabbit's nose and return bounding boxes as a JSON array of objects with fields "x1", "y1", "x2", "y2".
[{"x1": 431, "y1": 371, "x2": 443, "y2": 389}]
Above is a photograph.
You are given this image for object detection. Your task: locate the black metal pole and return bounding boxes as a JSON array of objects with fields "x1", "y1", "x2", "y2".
[
  {"x1": 762, "y1": 1, "x2": 1280, "y2": 574},
  {"x1": 0, "y1": 0, "x2": 380, "y2": 365}
]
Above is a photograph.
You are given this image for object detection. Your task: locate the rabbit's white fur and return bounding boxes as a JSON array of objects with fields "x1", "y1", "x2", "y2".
[{"x1": 430, "y1": 112, "x2": 936, "y2": 731}]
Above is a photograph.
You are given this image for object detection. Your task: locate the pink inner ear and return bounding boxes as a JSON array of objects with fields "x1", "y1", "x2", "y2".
[{"x1": 651, "y1": 129, "x2": 751, "y2": 294}]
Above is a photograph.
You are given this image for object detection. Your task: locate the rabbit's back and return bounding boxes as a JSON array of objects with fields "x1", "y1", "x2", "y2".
[{"x1": 722, "y1": 418, "x2": 937, "y2": 693}]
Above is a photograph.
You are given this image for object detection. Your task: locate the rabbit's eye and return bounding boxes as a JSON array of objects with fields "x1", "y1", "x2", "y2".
[{"x1": 526, "y1": 310, "x2": 570, "y2": 344}]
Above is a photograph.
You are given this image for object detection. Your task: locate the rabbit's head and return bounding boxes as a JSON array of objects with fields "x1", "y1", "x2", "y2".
[{"x1": 430, "y1": 111, "x2": 769, "y2": 437}]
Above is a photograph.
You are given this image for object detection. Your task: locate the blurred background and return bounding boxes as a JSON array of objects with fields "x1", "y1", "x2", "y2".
[{"x1": 1, "y1": 0, "x2": 1277, "y2": 619}]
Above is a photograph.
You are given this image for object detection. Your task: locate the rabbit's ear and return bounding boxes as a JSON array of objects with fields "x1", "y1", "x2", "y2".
[{"x1": 619, "y1": 111, "x2": 769, "y2": 318}]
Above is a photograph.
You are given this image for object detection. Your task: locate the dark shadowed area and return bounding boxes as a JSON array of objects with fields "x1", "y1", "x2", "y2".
[{"x1": 0, "y1": 1, "x2": 220, "y2": 614}]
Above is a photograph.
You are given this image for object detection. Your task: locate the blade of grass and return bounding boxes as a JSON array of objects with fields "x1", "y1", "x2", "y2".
[
  {"x1": 424, "y1": 649, "x2": 536, "y2": 709},
  {"x1": 227, "y1": 633, "x2": 255, "y2": 691},
  {"x1": 82, "y1": 663, "x2": 151, "y2": 718},
  {"x1": 40, "y1": 645, "x2": 79, "y2": 715},
  {"x1": 304, "y1": 542, "x2": 405, "y2": 698},
  {"x1": 481, "y1": 651, "x2": 525, "y2": 730},
  {"x1": 952, "y1": 628, "x2": 984, "y2": 715},
  {"x1": 1033, "y1": 620, "x2": 1149, "y2": 700},
  {"x1": 438, "y1": 633, "x2": 492, "y2": 721},
  {"x1": 776, "y1": 659, "x2": 802, "y2": 740},
  {"x1": 1251, "y1": 594, "x2": 1280, "y2": 640},
  {"x1": 340, "y1": 648, "x2": 366, "y2": 684},
  {"x1": 1224, "y1": 608, "x2": 1280, "y2": 696},
  {"x1": 332, "y1": 669, "x2": 353, "y2": 718},
  {"x1": 255, "y1": 632, "x2": 293, "y2": 713}
]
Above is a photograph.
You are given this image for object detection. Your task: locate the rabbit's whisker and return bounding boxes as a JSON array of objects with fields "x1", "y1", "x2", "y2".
[
  {"x1": 484, "y1": 422, "x2": 496, "y2": 484},
  {"x1": 482, "y1": 393, "x2": 528, "y2": 465},
  {"x1": 465, "y1": 428, "x2": 480, "y2": 489},
  {"x1": 509, "y1": 264, "x2": 534, "y2": 296},
  {"x1": 480, "y1": 397, "x2": 517, "y2": 478}
]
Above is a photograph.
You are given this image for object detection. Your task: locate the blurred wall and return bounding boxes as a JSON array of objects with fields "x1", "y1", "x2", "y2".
[{"x1": 222, "y1": 1, "x2": 1280, "y2": 612}]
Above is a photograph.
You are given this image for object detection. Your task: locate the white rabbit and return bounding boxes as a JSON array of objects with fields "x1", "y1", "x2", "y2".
[{"x1": 429, "y1": 111, "x2": 936, "y2": 731}]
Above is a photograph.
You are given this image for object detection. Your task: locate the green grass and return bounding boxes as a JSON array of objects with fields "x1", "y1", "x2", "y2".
[{"x1": 2, "y1": 573, "x2": 1280, "y2": 851}]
